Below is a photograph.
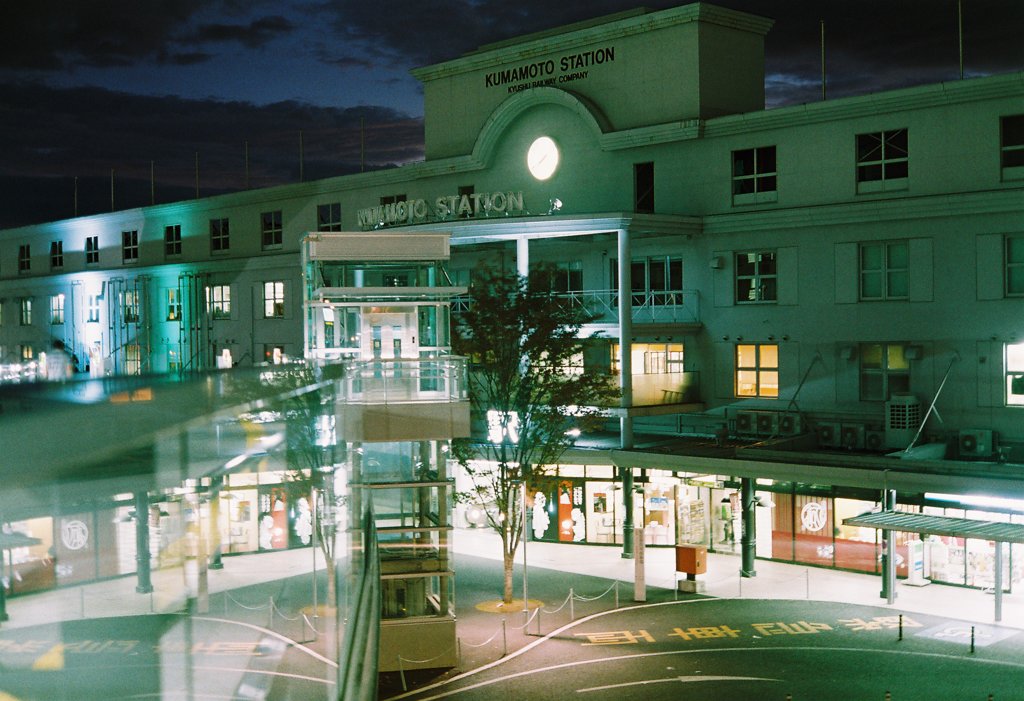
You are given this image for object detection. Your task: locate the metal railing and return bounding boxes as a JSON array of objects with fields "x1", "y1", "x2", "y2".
[
  {"x1": 338, "y1": 356, "x2": 467, "y2": 404},
  {"x1": 452, "y1": 288, "x2": 700, "y2": 325}
]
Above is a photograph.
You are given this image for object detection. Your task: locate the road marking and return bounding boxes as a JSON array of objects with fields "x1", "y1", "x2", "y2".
[{"x1": 578, "y1": 675, "x2": 781, "y2": 693}]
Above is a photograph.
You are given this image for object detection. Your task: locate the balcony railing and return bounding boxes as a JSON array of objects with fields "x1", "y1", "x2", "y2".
[
  {"x1": 339, "y1": 357, "x2": 467, "y2": 404},
  {"x1": 452, "y1": 288, "x2": 700, "y2": 325}
]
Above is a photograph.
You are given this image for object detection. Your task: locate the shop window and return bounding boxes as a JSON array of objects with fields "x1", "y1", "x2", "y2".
[
  {"x1": 860, "y1": 343, "x2": 911, "y2": 400},
  {"x1": 634, "y1": 162, "x2": 654, "y2": 213},
  {"x1": 735, "y1": 343, "x2": 778, "y2": 397},
  {"x1": 1006, "y1": 235, "x2": 1024, "y2": 296},
  {"x1": 122, "y1": 230, "x2": 139, "y2": 263},
  {"x1": 1001, "y1": 114, "x2": 1024, "y2": 180},
  {"x1": 860, "y1": 240, "x2": 908, "y2": 300},
  {"x1": 261, "y1": 210, "x2": 283, "y2": 250},
  {"x1": 165, "y1": 224, "x2": 182, "y2": 257},
  {"x1": 317, "y1": 202, "x2": 342, "y2": 231},
  {"x1": 166, "y1": 288, "x2": 182, "y2": 321},
  {"x1": 610, "y1": 256, "x2": 682, "y2": 306},
  {"x1": 50, "y1": 241, "x2": 63, "y2": 270},
  {"x1": 856, "y1": 128, "x2": 908, "y2": 192},
  {"x1": 1007, "y1": 342, "x2": 1024, "y2": 406},
  {"x1": 735, "y1": 251, "x2": 777, "y2": 303},
  {"x1": 86, "y1": 235, "x2": 99, "y2": 264},
  {"x1": 206, "y1": 284, "x2": 231, "y2": 319},
  {"x1": 18, "y1": 244, "x2": 30, "y2": 272},
  {"x1": 264, "y1": 281, "x2": 285, "y2": 318},
  {"x1": 49, "y1": 294, "x2": 64, "y2": 325},
  {"x1": 20, "y1": 298, "x2": 32, "y2": 326},
  {"x1": 732, "y1": 146, "x2": 777, "y2": 205},
  {"x1": 210, "y1": 217, "x2": 230, "y2": 253}
]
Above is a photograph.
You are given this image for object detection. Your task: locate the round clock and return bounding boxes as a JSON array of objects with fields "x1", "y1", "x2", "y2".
[{"x1": 527, "y1": 136, "x2": 559, "y2": 180}]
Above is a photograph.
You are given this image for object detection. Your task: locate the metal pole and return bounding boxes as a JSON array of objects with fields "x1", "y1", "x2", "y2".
[
  {"x1": 820, "y1": 20, "x2": 826, "y2": 100},
  {"x1": 880, "y1": 488, "x2": 896, "y2": 603},
  {"x1": 740, "y1": 477, "x2": 756, "y2": 577},
  {"x1": 994, "y1": 541, "x2": 1003, "y2": 623},
  {"x1": 958, "y1": 0, "x2": 964, "y2": 80},
  {"x1": 521, "y1": 482, "x2": 528, "y2": 615}
]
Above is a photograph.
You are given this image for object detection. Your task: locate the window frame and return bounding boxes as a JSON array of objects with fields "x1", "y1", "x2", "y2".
[
  {"x1": 856, "y1": 129, "x2": 908, "y2": 193},
  {"x1": 50, "y1": 241, "x2": 64, "y2": 270},
  {"x1": 18, "y1": 244, "x2": 30, "y2": 273},
  {"x1": 1006, "y1": 235, "x2": 1024, "y2": 297},
  {"x1": 121, "y1": 229, "x2": 139, "y2": 264},
  {"x1": 859, "y1": 343, "x2": 912, "y2": 401},
  {"x1": 1001, "y1": 114, "x2": 1024, "y2": 180},
  {"x1": 634, "y1": 162, "x2": 654, "y2": 213},
  {"x1": 166, "y1": 288, "x2": 182, "y2": 321},
  {"x1": 49, "y1": 294, "x2": 65, "y2": 325},
  {"x1": 210, "y1": 217, "x2": 230, "y2": 254},
  {"x1": 206, "y1": 284, "x2": 232, "y2": 320},
  {"x1": 859, "y1": 240, "x2": 909, "y2": 301},
  {"x1": 317, "y1": 202, "x2": 342, "y2": 232},
  {"x1": 734, "y1": 250, "x2": 778, "y2": 304},
  {"x1": 263, "y1": 281, "x2": 286, "y2": 318},
  {"x1": 85, "y1": 236, "x2": 100, "y2": 265},
  {"x1": 87, "y1": 295, "x2": 101, "y2": 323},
  {"x1": 1007, "y1": 342, "x2": 1024, "y2": 406},
  {"x1": 164, "y1": 224, "x2": 182, "y2": 257},
  {"x1": 610, "y1": 256, "x2": 683, "y2": 307},
  {"x1": 735, "y1": 343, "x2": 779, "y2": 398},
  {"x1": 732, "y1": 146, "x2": 778, "y2": 205},
  {"x1": 20, "y1": 298, "x2": 32, "y2": 326},
  {"x1": 260, "y1": 210, "x2": 283, "y2": 250}
]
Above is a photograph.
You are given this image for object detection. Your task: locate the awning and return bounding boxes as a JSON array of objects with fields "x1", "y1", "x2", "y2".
[{"x1": 843, "y1": 510, "x2": 1024, "y2": 544}]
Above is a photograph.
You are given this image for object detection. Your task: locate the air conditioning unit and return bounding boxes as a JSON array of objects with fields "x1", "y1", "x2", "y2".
[
  {"x1": 735, "y1": 410, "x2": 758, "y2": 435},
  {"x1": 865, "y1": 429, "x2": 886, "y2": 452},
  {"x1": 816, "y1": 421, "x2": 842, "y2": 448},
  {"x1": 778, "y1": 413, "x2": 803, "y2": 436},
  {"x1": 756, "y1": 411, "x2": 778, "y2": 436},
  {"x1": 959, "y1": 429, "x2": 994, "y2": 458},
  {"x1": 841, "y1": 423, "x2": 865, "y2": 450},
  {"x1": 885, "y1": 394, "x2": 921, "y2": 450}
]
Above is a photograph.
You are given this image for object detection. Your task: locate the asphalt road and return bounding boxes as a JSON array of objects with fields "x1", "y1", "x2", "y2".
[{"x1": 388, "y1": 598, "x2": 1024, "y2": 701}]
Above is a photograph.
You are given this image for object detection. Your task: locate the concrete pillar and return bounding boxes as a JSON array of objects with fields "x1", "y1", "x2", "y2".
[
  {"x1": 134, "y1": 490, "x2": 153, "y2": 594},
  {"x1": 517, "y1": 237, "x2": 529, "y2": 278},
  {"x1": 617, "y1": 228, "x2": 635, "y2": 558},
  {"x1": 880, "y1": 489, "x2": 896, "y2": 603},
  {"x1": 995, "y1": 540, "x2": 1004, "y2": 622},
  {"x1": 740, "y1": 477, "x2": 757, "y2": 577}
]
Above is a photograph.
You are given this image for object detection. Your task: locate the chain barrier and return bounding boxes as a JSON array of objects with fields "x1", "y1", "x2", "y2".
[
  {"x1": 223, "y1": 590, "x2": 272, "y2": 611},
  {"x1": 570, "y1": 580, "x2": 619, "y2": 602},
  {"x1": 540, "y1": 591, "x2": 574, "y2": 614},
  {"x1": 508, "y1": 606, "x2": 539, "y2": 631}
]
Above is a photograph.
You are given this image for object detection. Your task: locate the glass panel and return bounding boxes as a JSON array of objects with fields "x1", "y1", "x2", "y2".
[
  {"x1": 885, "y1": 129, "x2": 908, "y2": 157},
  {"x1": 861, "y1": 372, "x2": 884, "y2": 400},
  {"x1": 888, "y1": 374, "x2": 910, "y2": 395},
  {"x1": 759, "y1": 371, "x2": 779, "y2": 396},
  {"x1": 733, "y1": 149, "x2": 754, "y2": 176},
  {"x1": 887, "y1": 344, "x2": 909, "y2": 370},
  {"x1": 861, "y1": 272, "x2": 882, "y2": 298},
  {"x1": 760, "y1": 278, "x2": 778, "y2": 301},
  {"x1": 1007, "y1": 342, "x2": 1024, "y2": 371},
  {"x1": 736, "y1": 253, "x2": 757, "y2": 276},
  {"x1": 861, "y1": 344, "x2": 883, "y2": 369},
  {"x1": 861, "y1": 244, "x2": 882, "y2": 270},
  {"x1": 887, "y1": 270, "x2": 908, "y2": 297},
  {"x1": 757, "y1": 146, "x2": 776, "y2": 173},
  {"x1": 760, "y1": 344, "x2": 778, "y2": 368},
  {"x1": 1003, "y1": 115, "x2": 1024, "y2": 147},
  {"x1": 1007, "y1": 237, "x2": 1024, "y2": 263},
  {"x1": 737, "y1": 278, "x2": 756, "y2": 302},
  {"x1": 736, "y1": 370, "x2": 758, "y2": 396},
  {"x1": 759, "y1": 252, "x2": 777, "y2": 274},
  {"x1": 736, "y1": 344, "x2": 757, "y2": 367},
  {"x1": 887, "y1": 242, "x2": 908, "y2": 269},
  {"x1": 857, "y1": 133, "x2": 882, "y2": 161}
]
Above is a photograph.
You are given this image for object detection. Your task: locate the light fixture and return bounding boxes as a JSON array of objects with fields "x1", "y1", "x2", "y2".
[{"x1": 547, "y1": 198, "x2": 563, "y2": 214}]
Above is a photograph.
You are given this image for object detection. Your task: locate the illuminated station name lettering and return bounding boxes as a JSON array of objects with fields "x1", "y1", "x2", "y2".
[
  {"x1": 357, "y1": 191, "x2": 525, "y2": 229},
  {"x1": 484, "y1": 46, "x2": 615, "y2": 88}
]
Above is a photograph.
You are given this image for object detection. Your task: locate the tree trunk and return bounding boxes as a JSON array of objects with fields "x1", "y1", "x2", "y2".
[{"x1": 503, "y1": 551, "x2": 515, "y2": 604}]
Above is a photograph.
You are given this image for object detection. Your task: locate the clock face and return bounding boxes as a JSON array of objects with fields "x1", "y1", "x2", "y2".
[{"x1": 527, "y1": 136, "x2": 559, "y2": 180}]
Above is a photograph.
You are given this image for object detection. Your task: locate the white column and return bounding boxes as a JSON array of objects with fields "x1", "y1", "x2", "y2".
[{"x1": 517, "y1": 237, "x2": 529, "y2": 278}]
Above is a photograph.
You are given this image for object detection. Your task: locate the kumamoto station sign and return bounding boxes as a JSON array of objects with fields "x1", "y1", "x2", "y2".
[
  {"x1": 357, "y1": 191, "x2": 526, "y2": 230},
  {"x1": 484, "y1": 46, "x2": 616, "y2": 93}
]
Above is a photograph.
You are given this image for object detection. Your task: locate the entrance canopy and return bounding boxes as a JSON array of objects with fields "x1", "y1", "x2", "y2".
[{"x1": 844, "y1": 510, "x2": 1024, "y2": 544}]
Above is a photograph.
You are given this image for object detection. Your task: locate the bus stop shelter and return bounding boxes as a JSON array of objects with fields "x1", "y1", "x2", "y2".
[{"x1": 843, "y1": 510, "x2": 1024, "y2": 622}]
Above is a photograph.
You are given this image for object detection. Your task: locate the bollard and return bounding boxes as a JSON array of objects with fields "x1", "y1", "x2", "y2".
[
  {"x1": 398, "y1": 656, "x2": 407, "y2": 692},
  {"x1": 457, "y1": 637, "x2": 462, "y2": 665},
  {"x1": 898, "y1": 614, "x2": 903, "y2": 641},
  {"x1": 535, "y1": 606, "x2": 542, "y2": 636},
  {"x1": 970, "y1": 626, "x2": 976, "y2": 654},
  {"x1": 502, "y1": 617, "x2": 508, "y2": 657},
  {"x1": 805, "y1": 569, "x2": 810, "y2": 599},
  {"x1": 614, "y1": 581, "x2": 619, "y2": 609},
  {"x1": 570, "y1": 588, "x2": 575, "y2": 621},
  {"x1": 785, "y1": 694, "x2": 792, "y2": 701},
  {"x1": 884, "y1": 691, "x2": 891, "y2": 701}
]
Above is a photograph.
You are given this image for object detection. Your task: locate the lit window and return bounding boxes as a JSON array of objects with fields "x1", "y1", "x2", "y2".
[
  {"x1": 86, "y1": 236, "x2": 99, "y2": 264},
  {"x1": 263, "y1": 281, "x2": 285, "y2": 318},
  {"x1": 165, "y1": 224, "x2": 182, "y2": 257},
  {"x1": 860, "y1": 343, "x2": 911, "y2": 401},
  {"x1": 206, "y1": 285, "x2": 231, "y2": 319},
  {"x1": 732, "y1": 146, "x2": 777, "y2": 205},
  {"x1": 122, "y1": 230, "x2": 139, "y2": 263},
  {"x1": 860, "y1": 241, "x2": 908, "y2": 300},
  {"x1": 87, "y1": 295, "x2": 100, "y2": 323},
  {"x1": 125, "y1": 344, "x2": 141, "y2": 375},
  {"x1": 1006, "y1": 235, "x2": 1024, "y2": 296},
  {"x1": 317, "y1": 202, "x2": 342, "y2": 231},
  {"x1": 50, "y1": 241, "x2": 63, "y2": 270},
  {"x1": 122, "y1": 290, "x2": 140, "y2": 323},
  {"x1": 21, "y1": 345, "x2": 34, "y2": 361},
  {"x1": 261, "y1": 210, "x2": 283, "y2": 250},
  {"x1": 735, "y1": 344, "x2": 778, "y2": 398},
  {"x1": 735, "y1": 251, "x2": 777, "y2": 303},
  {"x1": 856, "y1": 129, "x2": 908, "y2": 192},
  {"x1": 210, "y1": 218, "x2": 230, "y2": 253},
  {"x1": 18, "y1": 244, "x2": 30, "y2": 272},
  {"x1": 1007, "y1": 343, "x2": 1024, "y2": 406},
  {"x1": 1001, "y1": 114, "x2": 1024, "y2": 180},
  {"x1": 611, "y1": 343, "x2": 684, "y2": 375},
  {"x1": 20, "y1": 298, "x2": 32, "y2": 326},
  {"x1": 166, "y1": 289, "x2": 182, "y2": 321},
  {"x1": 49, "y1": 294, "x2": 65, "y2": 325}
]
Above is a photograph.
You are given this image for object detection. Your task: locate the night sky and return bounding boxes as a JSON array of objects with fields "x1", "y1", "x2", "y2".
[{"x1": 1, "y1": 0, "x2": 1021, "y2": 229}]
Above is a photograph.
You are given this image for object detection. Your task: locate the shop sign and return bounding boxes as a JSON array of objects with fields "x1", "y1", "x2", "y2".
[
  {"x1": 357, "y1": 191, "x2": 525, "y2": 230},
  {"x1": 61, "y1": 519, "x2": 89, "y2": 551},
  {"x1": 800, "y1": 502, "x2": 828, "y2": 533},
  {"x1": 484, "y1": 46, "x2": 616, "y2": 94}
]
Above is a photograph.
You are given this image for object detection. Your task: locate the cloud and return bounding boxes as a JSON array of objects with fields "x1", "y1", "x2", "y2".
[{"x1": 183, "y1": 15, "x2": 296, "y2": 49}]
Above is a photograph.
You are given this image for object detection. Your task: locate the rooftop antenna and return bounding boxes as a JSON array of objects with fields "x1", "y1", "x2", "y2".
[
  {"x1": 820, "y1": 20, "x2": 827, "y2": 100},
  {"x1": 195, "y1": 152, "x2": 200, "y2": 199},
  {"x1": 360, "y1": 117, "x2": 365, "y2": 173},
  {"x1": 110, "y1": 168, "x2": 115, "y2": 211},
  {"x1": 958, "y1": 0, "x2": 964, "y2": 79},
  {"x1": 244, "y1": 140, "x2": 250, "y2": 189},
  {"x1": 150, "y1": 160, "x2": 155, "y2": 205},
  {"x1": 73, "y1": 176, "x2": 78, "y2": 217},
  {"x1": 299, "y1": 130, "x2": 304, "y2": 183}
]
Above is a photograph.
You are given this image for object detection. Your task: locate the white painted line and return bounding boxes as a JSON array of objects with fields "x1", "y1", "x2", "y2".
[{"x1": 577, "y1": 675, "x2": 781, "y2": 693}]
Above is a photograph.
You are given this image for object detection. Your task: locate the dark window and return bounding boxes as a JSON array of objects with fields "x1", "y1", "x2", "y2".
[
  {"x1": 122, "y1": 230, "x2": 139, "y2": 262},
  {"x1": 210, "y1": 218, "x2": 230, "y2": 253},
  {"x1": 165, "y1": 225, "x2": 182, "y2": 256},
  {"x1": 317, "y1": 202, "x2": 342, "y2": 231},
  {"x1": 856, "y1": 129, "x2": 908, "y2": 185},
  {"x1": 50, "y1": 241, "x2": 63, "y2": 270},
  {"x1": 732, "y1": 146, "x2": 777, "y2": 202},
  {"x1": 18, "y1": 244, "x2": 30, "y2": 272},
  {"x1": 634, "y1": 162, "x2": 654, "y2": 213},
  {"x1": 1001, "y1": 115, "x2": 1024, "y2": 170},
  {"x1": 261, "y1": 210, "x2": 283, "y2": 250},
  {"x1": 735, "y1": 251, "x2": 778, "y2": 303},
  {"x1": 86, "y1": 236, "x2": 99, "y2": 264}
]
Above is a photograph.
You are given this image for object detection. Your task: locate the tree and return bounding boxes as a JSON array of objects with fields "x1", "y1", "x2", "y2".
[{"x1": 451, "y1": 264, "x2": 618, "y2": 604}]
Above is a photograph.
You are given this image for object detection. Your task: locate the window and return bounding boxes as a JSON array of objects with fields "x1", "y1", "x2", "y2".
[
  {"x1": 165, "y1": 225, "x2": 182, "y2": 257},
  {"x1": 166, "y1": 289, "x2": 182, "y2": 321},
  {"x1": 86, "y1": 235, "x2": 99, "y2": 264},
  {"x1": 634, "y1": 162, "x2": 654, "y2": 213},
  {"x1": 735, "y1": 251, "x2": 777, "y2": 303},
  {"x1": 611, "y1": 342, "x2": 684, "y2": 375},
  {"x1": 87, "y1": 295, "x2": 100, "y2": 323},
  {"x1": 206, "y1": 285, "x2": 231, "y2": 319},
  {"x1": 264, "y1": 344, "x2": 286, "y2": 364},
  {"x1": 125, "y1": 344, "x2": 141, "y2": 375},
  {"x1": 732, "y1": 146, "x2": 777, "y2": 204},
  {"x1": 551, "y1": 261, "x2": 583, "y2": 294},
  {"x1": 317, "y1": 202, "x2": 342, "y2": 231},
  {"x1": 122, "y1": 230, "x2": 139, "y2": 263},
  {"x1": 49, "y1": 294, "x2": 65, "y2": 325},
  {"x1": 1007, "y1": 342, "x2": 1024, "y2": 406},
  {"x1": 1001, "y1": 115, "x2": 1024, "y2": 180},
  {"x1": 856, "y1": 129, "x2": 908, "y2": 192},
  {"x1": 860, "y1": 241, "x2": 908, "y2": 300},
  {"x1": 210, "y1": 218, "x2": 230, "y2": 253},
  {"x1": 122, "y1": 290, "x2": 140, "y2": 323},
  {"x1": 264, "y1": 281, "x2": 285, "y2": 318},
  {"x1": 50, "y1": 241, "x2": 63, "y2": 270},
  {"x1": 20, "y1": 298, "x2": 32, "y2": 326},
  {"x1": 261, "y1": 210, "x2": 283, "y2": 250},
  {"x1": 380, "y1": 194, "x2": 407, "y2": 206},
  {"x1": 21, "y1": 345, "x2": 34, "y2": 362},
  {"x1": 860, "y1": 343, "x2": 911, "y2": 401},
  {"x1": 735, "y1": 344, "x2": 779, "y2": 398},
  {"x1": 610, "y1": 256, "x2": 682, "y2": 306},
  {"x1": 1008, "y1": 236, "x2": 1024, "y2": 296},
  {"x1": 18, "y1": 244, "x2": 30, "y2": 272}
]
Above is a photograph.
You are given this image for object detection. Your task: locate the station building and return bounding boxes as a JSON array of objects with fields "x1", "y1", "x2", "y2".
[{"x1": 2, "y1": 3, "x2": 1024, "y2": 600}]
